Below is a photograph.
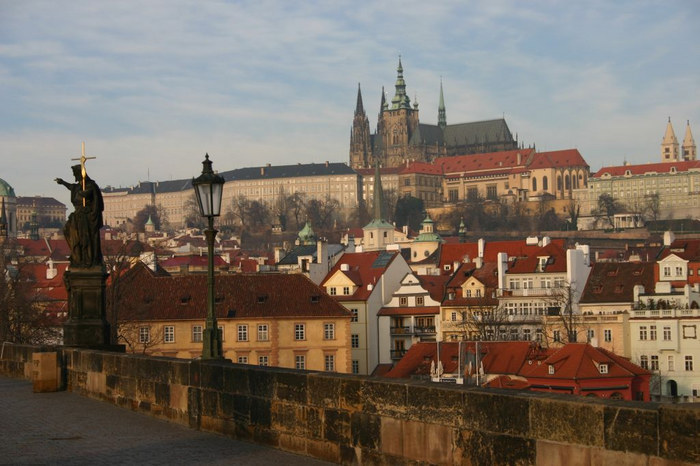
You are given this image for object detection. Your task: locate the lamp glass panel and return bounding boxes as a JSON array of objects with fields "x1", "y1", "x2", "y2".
[
  {"x1": 211, "y1": 183, "x2": 223, "y2": 216},
  {"x1": 196, "y1": 183, "x2": 213, "y2": 217}
]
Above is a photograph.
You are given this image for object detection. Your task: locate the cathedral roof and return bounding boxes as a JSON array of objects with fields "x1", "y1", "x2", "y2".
[{"x1": 409, "y1": 119, "x2": 514, "y2": 148}]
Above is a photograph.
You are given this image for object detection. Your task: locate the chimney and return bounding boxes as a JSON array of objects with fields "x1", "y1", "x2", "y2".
[
  {"x1": 46, "y1": 259, "x2": 57, "y2": 280},
  {"x1": 664, "y1": 231, "x2": 675, "y2": 246},
  {"x1": 497, "y1": 252, "x2": 508, "y2": 290},
  {"x1": 542, "y1": 236, "x2": 551, "y2": 247},
  {"x1": 453, "y1": 261, "x2": 459, "y2": 271},
  {"x1": 475, "y1": 256, "x2": 483, "y2": 269},
  {"x1": 260, "y1": 166, "x2": 265, "y2": 176},
  {"x1": 517, "y1": 152, "x2": 522, "y2": 164},
  {"x1": 478, "y1": 238, "x2": 485, "y2": 258},
  {"x1": 325, "y1": 161, "x2": 329, "y2": 167}
]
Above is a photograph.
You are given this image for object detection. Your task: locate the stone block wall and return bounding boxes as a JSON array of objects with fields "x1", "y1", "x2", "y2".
[{"x1": 1, "y1": 344, "x2": 698, "y2": 465}]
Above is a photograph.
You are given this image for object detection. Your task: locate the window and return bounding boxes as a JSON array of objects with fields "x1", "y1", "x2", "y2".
[
  {"x1": 663, "y1": 326, "x2": 671, "y2": 341},
  {"x1": 639, "y1": 326, "x2": 647, "y2": 340},
  {"x1": 352, "y1": 360, "x2": 359, "y2": 374},
  {"x1": 351, "y1": 334, "x2": 359, "y2": 348},
  {"x1": 295, "y1": 323, "x2": 306, "y2": 341},
  {"x1": 599, "y1": 364, "x2": 608, "y2": 374},
  {"x1": 416, "y1": 296, "x2": 424, "y2": 306},
  {"x1": 640, "y1": 355, "x2": 649, "y2": 369},
  {"x1": 668, "y1": 355, "x2": 675, "y2": 371},
  {"x1": 192, "y1": 325, "x2": 203, "y2": 343},
  {"x1": 164, "y1": 326, "x2": 175, "y2": 343},
  {"x1": 465, "y1": 289, "x2": 472, "y2": 297},
  {"x1": 295, "y1": 355, "x2": 305, "y2": 370},
  {"x1": 486, "y1": 185, "x2": 497, "y2": 200},
  {"x1": 350, "y1": 308, "x2": 358, "y2": 322},
  {"x1": 475, "y1": 289, "x2": 481, "y2": 297},
  {"x1": 399, "y1": 297, "x2": 408, "y2": 306},
  {"x1": 324, "y1": 354, "x2": 335, "y2": 372},
  {"x1": 587, "y1": 329, "x2": 595, "y2": 341},
  {"x1": 604, "y1": 329, "x2": 612, "y2": 342},
  {"x1": 651, "y1": 355, "x2": 659, "y2": 371},
  {"x1": 451, "y1": 312, "x2": 457, "y2": 321},
  {"x1": 663, "y1": 266, "x2": 671, "y2": 277},
  {"x1": 237, "y1": 324, "x2": 248, "y2": 342},
  {"x1": 548, "y1": 365, "x2": 555, "y2": 375},
  {"x1": 650, "y1": 325, "x2": 657, "y2": 341},
  {"x1": 543, "y1": 176, "x2": 549, "y2": 191},
  {"x1": 532, "y1": 177, "x2": 537, "y2": 192},
  {"x1": 343, "y1": 286, "x2": 350, "y2": 295},
  {"x1": 218, "y1": 325, "x2": 224, "y2": 341},
  {"x1": 139, "y1": 327, "x2": 150, "y2": 344},
  {"x1": 329, "y1": 287, "x2": 337, "y2": 296},
  {"x1": 237, "y1": 356, "x2": 248, "y2": 364},
  {"x1": 324, "y1": 323, "x2": 335, "y2": 340},
  {"x1": 523, "y1": 329, "x2": 531, "y2": 341},
  {"x1": 685, "y1": 355, "x2": 694, "y2": 371},
  {"x1": 258, "y1": 324, "x2": 269, "y2": 341},
  {"x1": 258, "y1": 356, "x2": 269, "y2": 366},
  {"x1": 449, "y1": 189, "x2": 459, "y2": 202},
  {"x1": 553, "y1": 330, "x2": 561, "y2": 342}
]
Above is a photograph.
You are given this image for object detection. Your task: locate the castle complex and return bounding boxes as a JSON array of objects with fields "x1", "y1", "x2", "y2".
[{"x1": 349, "y1": 58, "x2": 519, "y2": 170}]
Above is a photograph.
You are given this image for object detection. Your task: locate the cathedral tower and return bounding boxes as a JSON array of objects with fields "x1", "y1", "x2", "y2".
[
  {"x1": 661, "y1": 117, "x2": 680, "y2": 161},
  {"x1": 682, "y1": 120, "x2": 696, "y2": 161},
  {"x1": 349, "y1": 84, "x2": 372, "y2": 169},
  {"x1": 377, "y1": 57, "x2": 420, "y2": 168}
]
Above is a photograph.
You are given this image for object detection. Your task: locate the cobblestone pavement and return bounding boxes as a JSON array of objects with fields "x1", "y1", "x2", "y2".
[{"x1": 0, "y1": 376, "x2": 333, "y2": 465}]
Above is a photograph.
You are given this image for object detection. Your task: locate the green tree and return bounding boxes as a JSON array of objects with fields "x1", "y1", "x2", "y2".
[{"x1": 394, "y1": 196, "x2": 424, "y2": 231}]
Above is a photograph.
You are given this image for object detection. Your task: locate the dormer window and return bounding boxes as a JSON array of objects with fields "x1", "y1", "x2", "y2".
[
  {"x1": 548, "y1": 365, "x2": 555, "y2": 375},
  {"x1": 599, "y1": 364, "x2": 608, "y2": 374}
]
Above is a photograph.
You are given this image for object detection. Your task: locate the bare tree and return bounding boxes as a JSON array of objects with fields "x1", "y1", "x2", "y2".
[
  {"x1": 594, "y1": 193, "x2": 623, "y2": 229},
  {"x1": 117, "y1": 321, "x2": 164, "y2": 355},
  {"x1": 305, "y1": 196, "x2": 339, "y2": 234},
  {"x1": 184, "y1": 193, "x2": 205, "y2": 229},
  {"x1": 643, "y1": 192, "x2": 661, "y2": 222},
  {"x1": 542, "y1": 281, "x2": 586, "y2": 344},
  {"x1": 227, "y1": 194, "x2": 252, "y2": 235},
  {"x1": 0, "y1": 243, "x2": 61, "y2": 344},
  {"x1": 287, "y1": 192, "x2": 307, "y2": 230},
  {"x1": 104, "y1": 240, "x2": 141, "y2": 344},
  {"x1": 451, "y1": 297, "x2": 507, "y2": 341}
]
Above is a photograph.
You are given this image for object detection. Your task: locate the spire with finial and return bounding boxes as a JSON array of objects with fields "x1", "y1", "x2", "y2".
[
  {"x1": 682, "y1": 120, "x2": 697, "y2": 161},
  {"x1": 391, "y1": 56, "x2": 411, "y2": 110},
  {"x1": 380, "y1": 86, "x2": 387, "y2": 111},
  {"x1": 458, "y1": 217, "x2": 467, "y2": 242},
  {"x1": 661, "y1": 117, "x2": 680, "y2": 161},
  {"x1": 438, "y1": 78, "x2": 446, "y2": 130}
]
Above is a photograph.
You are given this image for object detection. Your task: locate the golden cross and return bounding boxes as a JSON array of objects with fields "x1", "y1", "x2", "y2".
[{"x1": 71, "y1": 141, "x2": 96, "y2": 206}]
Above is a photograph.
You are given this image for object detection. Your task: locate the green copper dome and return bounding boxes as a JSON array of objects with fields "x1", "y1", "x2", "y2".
[
  {"x1": 0, "y1": 178, "x2": 15, "y2": 197},
  {"x1": 298, "y1": 221, "x2": 316, "y2": 245}
]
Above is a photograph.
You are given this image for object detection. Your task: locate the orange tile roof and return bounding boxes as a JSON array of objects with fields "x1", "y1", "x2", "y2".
[
  {"x1": 399, "y1": 161, "x2": 443, "y2": 175},
  {"x1": 436, "y1": 149, "x2": 535, "y2": 175},
  {"x1": 506, "y1": 242, "x2": 568, "y2": 274},
  {"x1": 377, "y1": 306, "x2": 440, "y2": 316},
  {"x1": 529, "y1": 149, "x2": 588, "y2": 169}
]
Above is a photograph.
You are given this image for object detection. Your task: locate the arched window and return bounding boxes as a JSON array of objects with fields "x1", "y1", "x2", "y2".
[
  {"x1": 532, "y1": 177, "x2": 537, "y2": 192},
  {"x1": 392, "y1": 128, "x2": 399, "y2": 145},
  {"x1": 565, "y1": 174, "x2": 571, "y2": 190},
  {"x1": 557, "y1": 176, "x2": 562, "y2": 191},
  {"x1": 610, "y1": 392, "x2": 624, "y2": 400},
  {"x1": 543, "y1": 176, "x2": 548, "y2": 191}
]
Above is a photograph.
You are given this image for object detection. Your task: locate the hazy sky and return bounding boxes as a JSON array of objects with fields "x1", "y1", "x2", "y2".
[{"x1": 1, "y1": 0, "x2": 698, "y2": 206}]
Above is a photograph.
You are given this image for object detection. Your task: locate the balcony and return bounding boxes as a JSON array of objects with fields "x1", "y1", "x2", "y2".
[
  {"x1": 390, "y1": 349, "x2": 407, "y2": 359},
  {"x1": 498, "y1": 287, "x2": 559, "y2": 298},
  {"x1": 390, "y1": 326, "x2": 412, "y2": 335},
  {"x1": 414, "y1": 326, "x2": 436, "y2": 335}
]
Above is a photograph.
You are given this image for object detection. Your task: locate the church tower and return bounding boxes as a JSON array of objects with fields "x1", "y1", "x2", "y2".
[
  {"x1": 362, "y1": 158, "x2": 395, "y2": 251},
  {"x1": 682, "y1": 120, "x2": 696, "y2": 161},
  {"x1": 378, "y1": 57, "x2": 420, "y2": 168},
  {"x1": 661, "y1": 118, "x2": 680, "y2": 161},
  {"x1": 349, "y1": 84, "x2": 372, "y2": 169}
]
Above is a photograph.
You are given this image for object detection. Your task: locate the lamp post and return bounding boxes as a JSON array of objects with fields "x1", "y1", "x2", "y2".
[{"x1": 192, "y1": 154, "x2": 225, "y2": 360}]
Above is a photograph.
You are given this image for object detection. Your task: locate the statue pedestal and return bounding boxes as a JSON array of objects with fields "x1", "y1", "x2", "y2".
[{"x1": 63, "y1": 267, "x2": 113, "y2": 348}]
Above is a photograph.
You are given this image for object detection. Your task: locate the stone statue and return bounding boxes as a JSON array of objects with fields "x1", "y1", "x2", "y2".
[{"x1": 55, "y1": 164, "x2": 104, "y2": 268}]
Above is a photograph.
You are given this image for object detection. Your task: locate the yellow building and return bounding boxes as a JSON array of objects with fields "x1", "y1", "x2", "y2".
[{"x1": 116, "y1": 264, "x2": 352, "y2": 372}]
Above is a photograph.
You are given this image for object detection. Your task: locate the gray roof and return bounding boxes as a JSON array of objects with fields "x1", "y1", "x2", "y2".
[
  {"x1": 103, "y1": 179, "x2": 192, "y2": 195},
  {"x1": 221, "y1": 162, "x2": 357, "y2": 182},
  {"x1": 410, "y1": 119, "x2": 514, "y2": 147},
  {"x1": 277, "y1": 243, "x2": 346, "y2": 266}
]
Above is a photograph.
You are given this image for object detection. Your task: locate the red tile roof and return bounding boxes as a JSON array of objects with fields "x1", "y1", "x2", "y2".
[
  {"x1": 417, "y1": 274, "x2": 451, "y2": 302},
  {"x1": 118, "y1": 263, "x2": 350, "y2": 321},
  {"x1": 399, "y1": 161, "x2": 443, "y2": 175},
  {"x1": 529, "y1": 149, "x2": 588, "y2": 169},
  {"x1": 438, "y1": 239, "x2": 566, "y2": 273},
  {"x1": 593, "y1": 160, "x2": 700, "y2": 178},
  {"x1": 506, "y1": 242, "x2": 568, "y2": 274},
  {"x1": 436, "y1": 149, "x2": 535, "y2": 175},
  {"x1": 519, "y1": 343, "x2": 649, "y2": 379},
  {"x1": 160, "y1": 255, "x2": 228, "y2": 268},
  {"x1": 321, "y1": 251, "x2": 399, "y2": 301},
  {"x1": 660, "y1": 239, "x2": 700, "y2": 262},
  {"x1": 580, "y1": 262, "x2": 654, "y2": 304}
]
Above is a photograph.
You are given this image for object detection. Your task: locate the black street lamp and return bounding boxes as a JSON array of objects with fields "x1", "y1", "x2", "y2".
[{"x1": 192, "y1": 154, "x2": 225, "y2": 360}]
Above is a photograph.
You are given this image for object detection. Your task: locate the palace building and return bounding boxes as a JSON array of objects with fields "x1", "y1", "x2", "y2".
[{"x1": 350, "y1": 58, "x2": 519, "y2": 170}]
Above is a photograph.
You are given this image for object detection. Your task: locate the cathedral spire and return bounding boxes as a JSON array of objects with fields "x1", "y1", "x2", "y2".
[
  {"x1": 380, "y1": 86, "x2": 387, "y2": 111},
  {"x1": 661, "y1": 117, "x2": 680, "y2": 161},
  {"x1": 354, "y1": 83, "x2": 365, "y2": 116},
  {"x1": 372, "y1": 157, "x2": 385, "y2": 221},
  {"x1": 438, "y1": 79, "x2": 446, "y2": 130},
  {"x1": 682, "y1": 120, "x2": 697, "y2": 161}
]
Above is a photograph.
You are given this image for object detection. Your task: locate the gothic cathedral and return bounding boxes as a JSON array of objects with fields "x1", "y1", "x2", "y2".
[{"x1": 350, "y1": 58, "x2": 519, "y2": 169}]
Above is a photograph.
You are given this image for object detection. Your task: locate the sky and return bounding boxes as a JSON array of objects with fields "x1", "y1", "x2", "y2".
[{"x1": 1, "y1": 0, "x2": 699, "y2": 207}]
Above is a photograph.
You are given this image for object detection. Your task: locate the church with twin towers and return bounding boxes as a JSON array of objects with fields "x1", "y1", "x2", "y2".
[{"x1": 349, "y1": 58, "x2": 519, "y2": 170}]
